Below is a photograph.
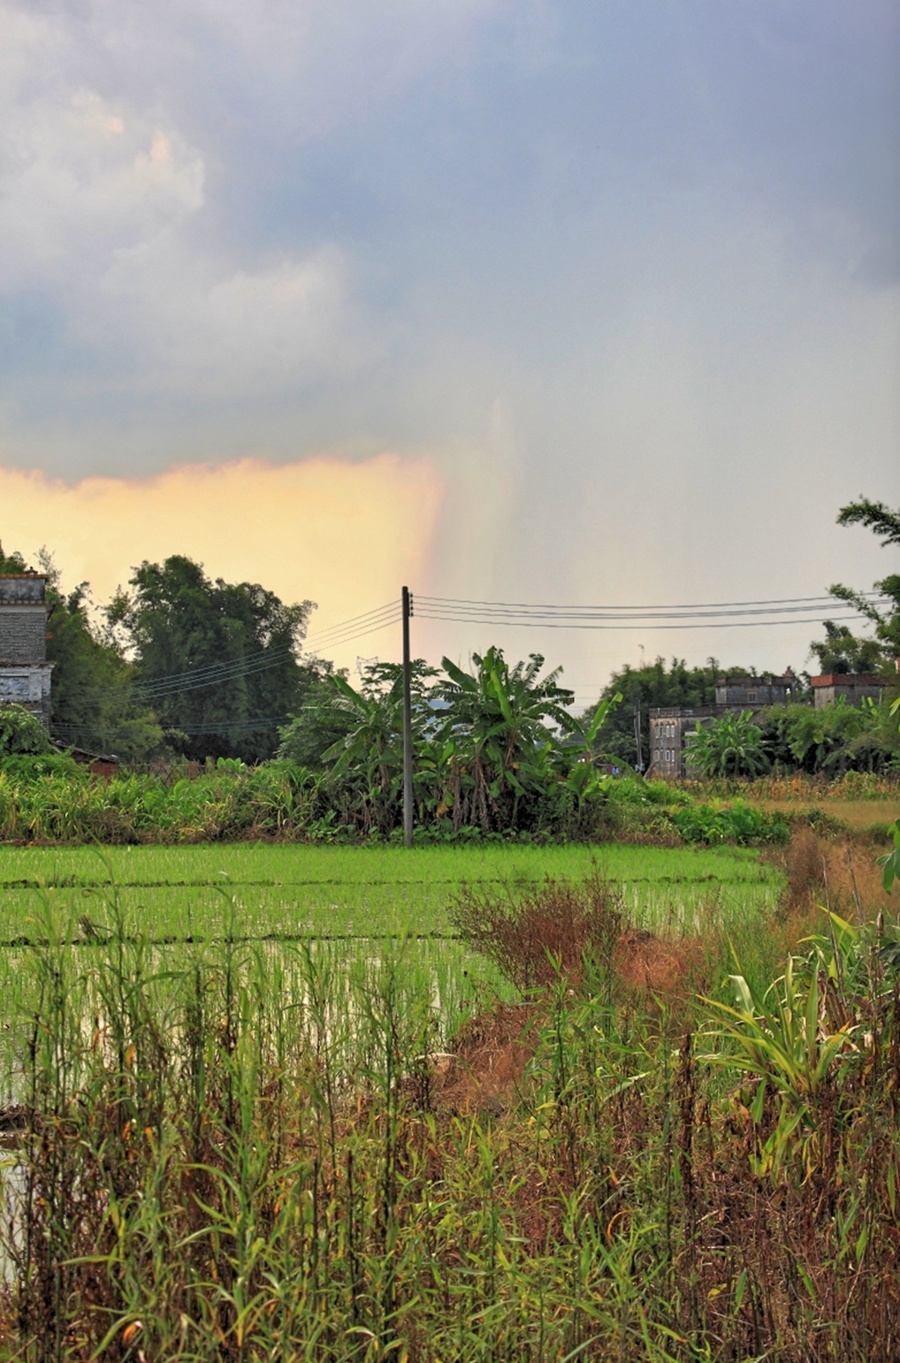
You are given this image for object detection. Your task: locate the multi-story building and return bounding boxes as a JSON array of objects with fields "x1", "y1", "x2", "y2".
[
  {"x1": 0, "y1": 572, "x2": 53, "y2": 727},
  {"x1": 810, "y1": 673, "x2": 886, "y2": 708},
  {"x1": 648, "y1": 672, "x2": 797, "y2": 779}
]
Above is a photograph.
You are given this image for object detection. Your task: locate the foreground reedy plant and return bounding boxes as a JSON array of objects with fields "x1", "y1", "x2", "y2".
[{"x1": 1, "y1": 877, "x2": 899, "y2": 1361}]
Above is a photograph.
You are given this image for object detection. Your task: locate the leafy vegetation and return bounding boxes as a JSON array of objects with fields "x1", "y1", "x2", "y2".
[
  {"x1": 108, "y1": 554, "x2": 319, "y2": 763},
  {"x1": 0, "y1": 703, "x2": 52, "y2": 756},
  {"x1": 1, "y1": 544, "x2": 162, "y2": 762},
  {"x1": 811, "y1": 495, "x2": 900, "y2": 673},
  {"x1": 685, "y1": 708, "x2": 770, "y2": 778},
  {"x1": 0, "y1": 837, "x2": 897, "y2": 1360},
  {"x1": 0, "y1": 749, "x2": 818, "y2": 847},
  {"x1": 579, "y1": 655, "x2": 761, "y2": 768}
]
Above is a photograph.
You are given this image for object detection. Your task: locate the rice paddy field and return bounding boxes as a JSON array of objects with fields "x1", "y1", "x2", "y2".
[
  {"x1": 0, "y1": 842, "x2": 781, "y2": 1096},
  {"x1": 0, "y1": 841, "x2": 780, "y2": 942},
  {"x1": 0, "y1": 838, "x2": 898, "y2": 1360}
]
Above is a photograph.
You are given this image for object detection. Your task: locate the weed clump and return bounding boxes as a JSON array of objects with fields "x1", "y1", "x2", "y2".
[
  {"x1": 450, "y1": 873, "x2": 625, "y2": 990},
  {"x1": 450, "y1": 873, "x2": 709, "y2": 1010},
  {"x1": 776, "y1": 824, "x2": 893, "y2": 919}
]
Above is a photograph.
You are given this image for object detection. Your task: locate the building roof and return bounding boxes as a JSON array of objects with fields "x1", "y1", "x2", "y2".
[{"x1": 810, "y1": 673, "x2": 884, "y2": 687}]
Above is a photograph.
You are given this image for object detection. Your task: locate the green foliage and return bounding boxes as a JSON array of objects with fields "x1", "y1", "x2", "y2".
[
  {"x1": 0, "y1": 702, "x2": 53, "y2": 755},
  {"x1": 812, "y1": 494, "x2": 900, "y2": 672},
  {"x1": 686, "y1": 709, "x2": 770, "y2": 778},
  {"x1": 704, "y1": 950, "x2": 859, "y2": 1178},
  {"x1": 769, "y1": 697, "x2": 897, "y2": 775},
  {"x1": 0, "y1": 546, "x2": 25, "y2": 575},
  {"x1": 704, "y1": 909, "x2": 894, "y2": 1186},
  {"x1": 274, "y1": 658, "x2": 351, "y2": 767},
  {"x1": 110, "y1": 554, "x2": 315, "y2": 763},
  {"x1": 434, "y1": 647, "x2": 579, "y2": 833},
  {"x1": 44, "y1": 577, "x2": 164, "y2": 761},
  {"x1": 671, "y1": 799, "x2": 789, "y2": 846},
  {"x1": 0, "y1": 751, "x2": 81, "y2": 780},
  {"x1": 878, "y1": 697, "x2": 900, "y2": 891},
  {"x1": 581, "y1": 657, "x2": 775, "y2": 768},
  {"x1": 1, "y1": 542, "x2": 164, "y2": 761},
  {"x1": 809, "y1": 620, "x2": 885, "y2": 675},
  {"x1": 277, "y1": 645, "x2": 596, "y2": 842},
  {"x1": 1, "y1": 862, "x2": 896, "y2": 1359}
]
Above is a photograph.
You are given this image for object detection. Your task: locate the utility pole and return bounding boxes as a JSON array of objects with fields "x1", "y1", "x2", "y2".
[
  {"x1": 401, "y1": 586, "x2": 414, "y2": 848},
  {"x1": 634, "y1": 697, "x2": 644, "y2": 773}
]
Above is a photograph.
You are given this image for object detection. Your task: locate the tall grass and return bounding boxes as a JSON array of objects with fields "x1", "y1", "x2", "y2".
[{"x1": 1, "y1": 854, "x2": 898, "y2": 1360}]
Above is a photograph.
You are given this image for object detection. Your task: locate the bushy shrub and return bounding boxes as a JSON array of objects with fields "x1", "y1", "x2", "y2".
[
  {"x1": 450, "y1": 874, "x2": 626, "y2": 989},
  {"x1": 671, "y1": 799, "x2": 789, "y2": 846},
  {"x1": 0, "y1": 704, "x2": 52, "y2": 756},
  {"x1": 0, "y1": 752, "x2": 82, "y2": 780}
]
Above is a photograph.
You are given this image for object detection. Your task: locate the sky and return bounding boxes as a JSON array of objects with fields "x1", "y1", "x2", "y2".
[{"x1": 0, "y1": 0, "x2": 897, "y2": 706}]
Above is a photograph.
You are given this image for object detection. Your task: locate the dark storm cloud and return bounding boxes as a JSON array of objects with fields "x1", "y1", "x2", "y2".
[{"x1": 0, "y1": 0, "x2": 896, "y2": 686}]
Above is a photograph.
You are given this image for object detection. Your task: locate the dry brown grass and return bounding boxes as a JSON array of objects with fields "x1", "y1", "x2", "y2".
[
  {"x1": 773, "y1": 823, "x2": 893, "y2": 922},
  {"x1": 756, "y1": 796, "x2": 900, "y2": 833}
]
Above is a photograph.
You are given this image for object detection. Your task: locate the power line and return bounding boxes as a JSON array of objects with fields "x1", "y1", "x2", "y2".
[
  {"x1": 49, "y1": 586, "x2": 886, "y2": 720},
  {"x1": 62, "y1": 601, "x2": 401, "y2": 699},
  {"x1": 417, "y1": 591, "x2": 885, "y2": 612},
  {"x1": 414, "y1": 608, "x2": 872, "y2": 631},
  {"x1": 415, "y1": 591, "x2": 888, "y2": 628},
  {"x1": 133, "y1": 602, "x2": 400, "y2": 696}
]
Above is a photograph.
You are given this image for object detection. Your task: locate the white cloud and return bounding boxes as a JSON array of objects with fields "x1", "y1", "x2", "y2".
[
  {"x1": 0, "y1": 1, "x2": 382, "y2": 395},
  {"x1": 0, "y1": 88, "x2": 204, "y2": 290},
  {"x1": 90, "y1": 237, "x2": 372, "y2": 391}
]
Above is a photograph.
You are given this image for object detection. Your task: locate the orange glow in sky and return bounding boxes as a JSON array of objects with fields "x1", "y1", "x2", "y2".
[{"x1": 0, "y1": 454, "x2": 443, "y2": 666}]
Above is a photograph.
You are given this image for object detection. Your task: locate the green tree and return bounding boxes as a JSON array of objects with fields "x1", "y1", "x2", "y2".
[
  {"x1": 39, "y1": 555, "x2": 162, "y2": 761},
  {"x1": 813, "y1": 496, "x2": 900, "y2": 672},
  {"x1": 275, "y1": 659, "x2": 350, "y2": 768},
  {"x1": 687, "y1": 710, "x2": 770, "y2": 778},
  {"x1": 772, "y1": 698, "x2": 897, "y2": 776},
  {"x1": 0, "y1": 703, "x2": 53, "y2": 756},
  {"x1": 1, "y1": 542, "x2": 162, "y2": 761},
  {"x1": 301, "y1": 661, "x2": 439, "y2": 833},
  {"x1": 0, "y1": 543, "x2": 27, "y2": 574},
  {"x1": 110, "y1": 556, "x2": 315, "y2": 762},
  {"x1": 435, "y1": 648, "x2": 578, "y2": 831},
  {"x1": 809, "y1": 621, "x2": 886, "y2": 675}
]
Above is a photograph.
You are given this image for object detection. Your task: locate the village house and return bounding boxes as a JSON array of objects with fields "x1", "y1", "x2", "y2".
[
  {"x1": 647, "y1": 668, "x2": 889, "y2": 779},
  {"x1": 0, "y1": 571, "x2": 53, "y2": 727},
  {"x1": 648, "y1": 671, "x2": 799, "y2": 779},
  {"x1": 809, "y1": 673, "x2": 886, "y2": 708}
]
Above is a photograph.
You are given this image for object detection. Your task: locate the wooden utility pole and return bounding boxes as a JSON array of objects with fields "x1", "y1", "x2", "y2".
[
  {"x1": 401, "y1": 586, "x2": 414, "y2": 847},
  {"x1": 634, "y1": 698, "x2": 644, "y2": 773}
]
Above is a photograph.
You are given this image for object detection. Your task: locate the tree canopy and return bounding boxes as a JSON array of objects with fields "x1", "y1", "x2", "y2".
[
  {"x1": 1, "y1": 542, "x2": 162, "y2": 760},
  {"x1": 813, "y1": 496, "x2": 900, "y2": 673},
  {"x1": 109, "y1": 556, "x2": 316, "y2": 763}
]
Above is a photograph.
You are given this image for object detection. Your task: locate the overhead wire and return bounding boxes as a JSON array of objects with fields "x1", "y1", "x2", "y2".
[
  {"x1": 60, "y1": 601, "x2": 401, "y2": 699},
  {"x1": 416, "y1": 591, "x2": 884, "y2": 611},
  {"x1": 413, "y1": 591, "x2": 886, "y2": 631}
]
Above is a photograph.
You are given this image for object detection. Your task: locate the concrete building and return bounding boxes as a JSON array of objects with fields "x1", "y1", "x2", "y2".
[
  {"x1": 648, "y1": 672, "x2": 797, "y2": 779},
  {"x1": 0, "y1": 572, "x2": 53, "y2": 727},
  {"x1": 810, "y1": 674, "x2": 885, "y2": 708}
]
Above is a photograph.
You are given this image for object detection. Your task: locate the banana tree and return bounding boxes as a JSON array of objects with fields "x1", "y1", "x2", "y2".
[
  {"x1": 435, "y1": 647, "x2": 578, "y2": 831},
  {"x1": 318, "y1": 662, "x2": 438, "y2": 833},
  {"x1": 688, "y1": 709, "x2": 770, "y2": 778},
  {"x1": 562, "y1": 691, "x2": 623, "y2": 813}
]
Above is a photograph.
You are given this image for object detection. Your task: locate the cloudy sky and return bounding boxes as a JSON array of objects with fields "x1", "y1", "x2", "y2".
[{"x1": 1, "y1": 0, "x2": 897, "y2": 702}]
